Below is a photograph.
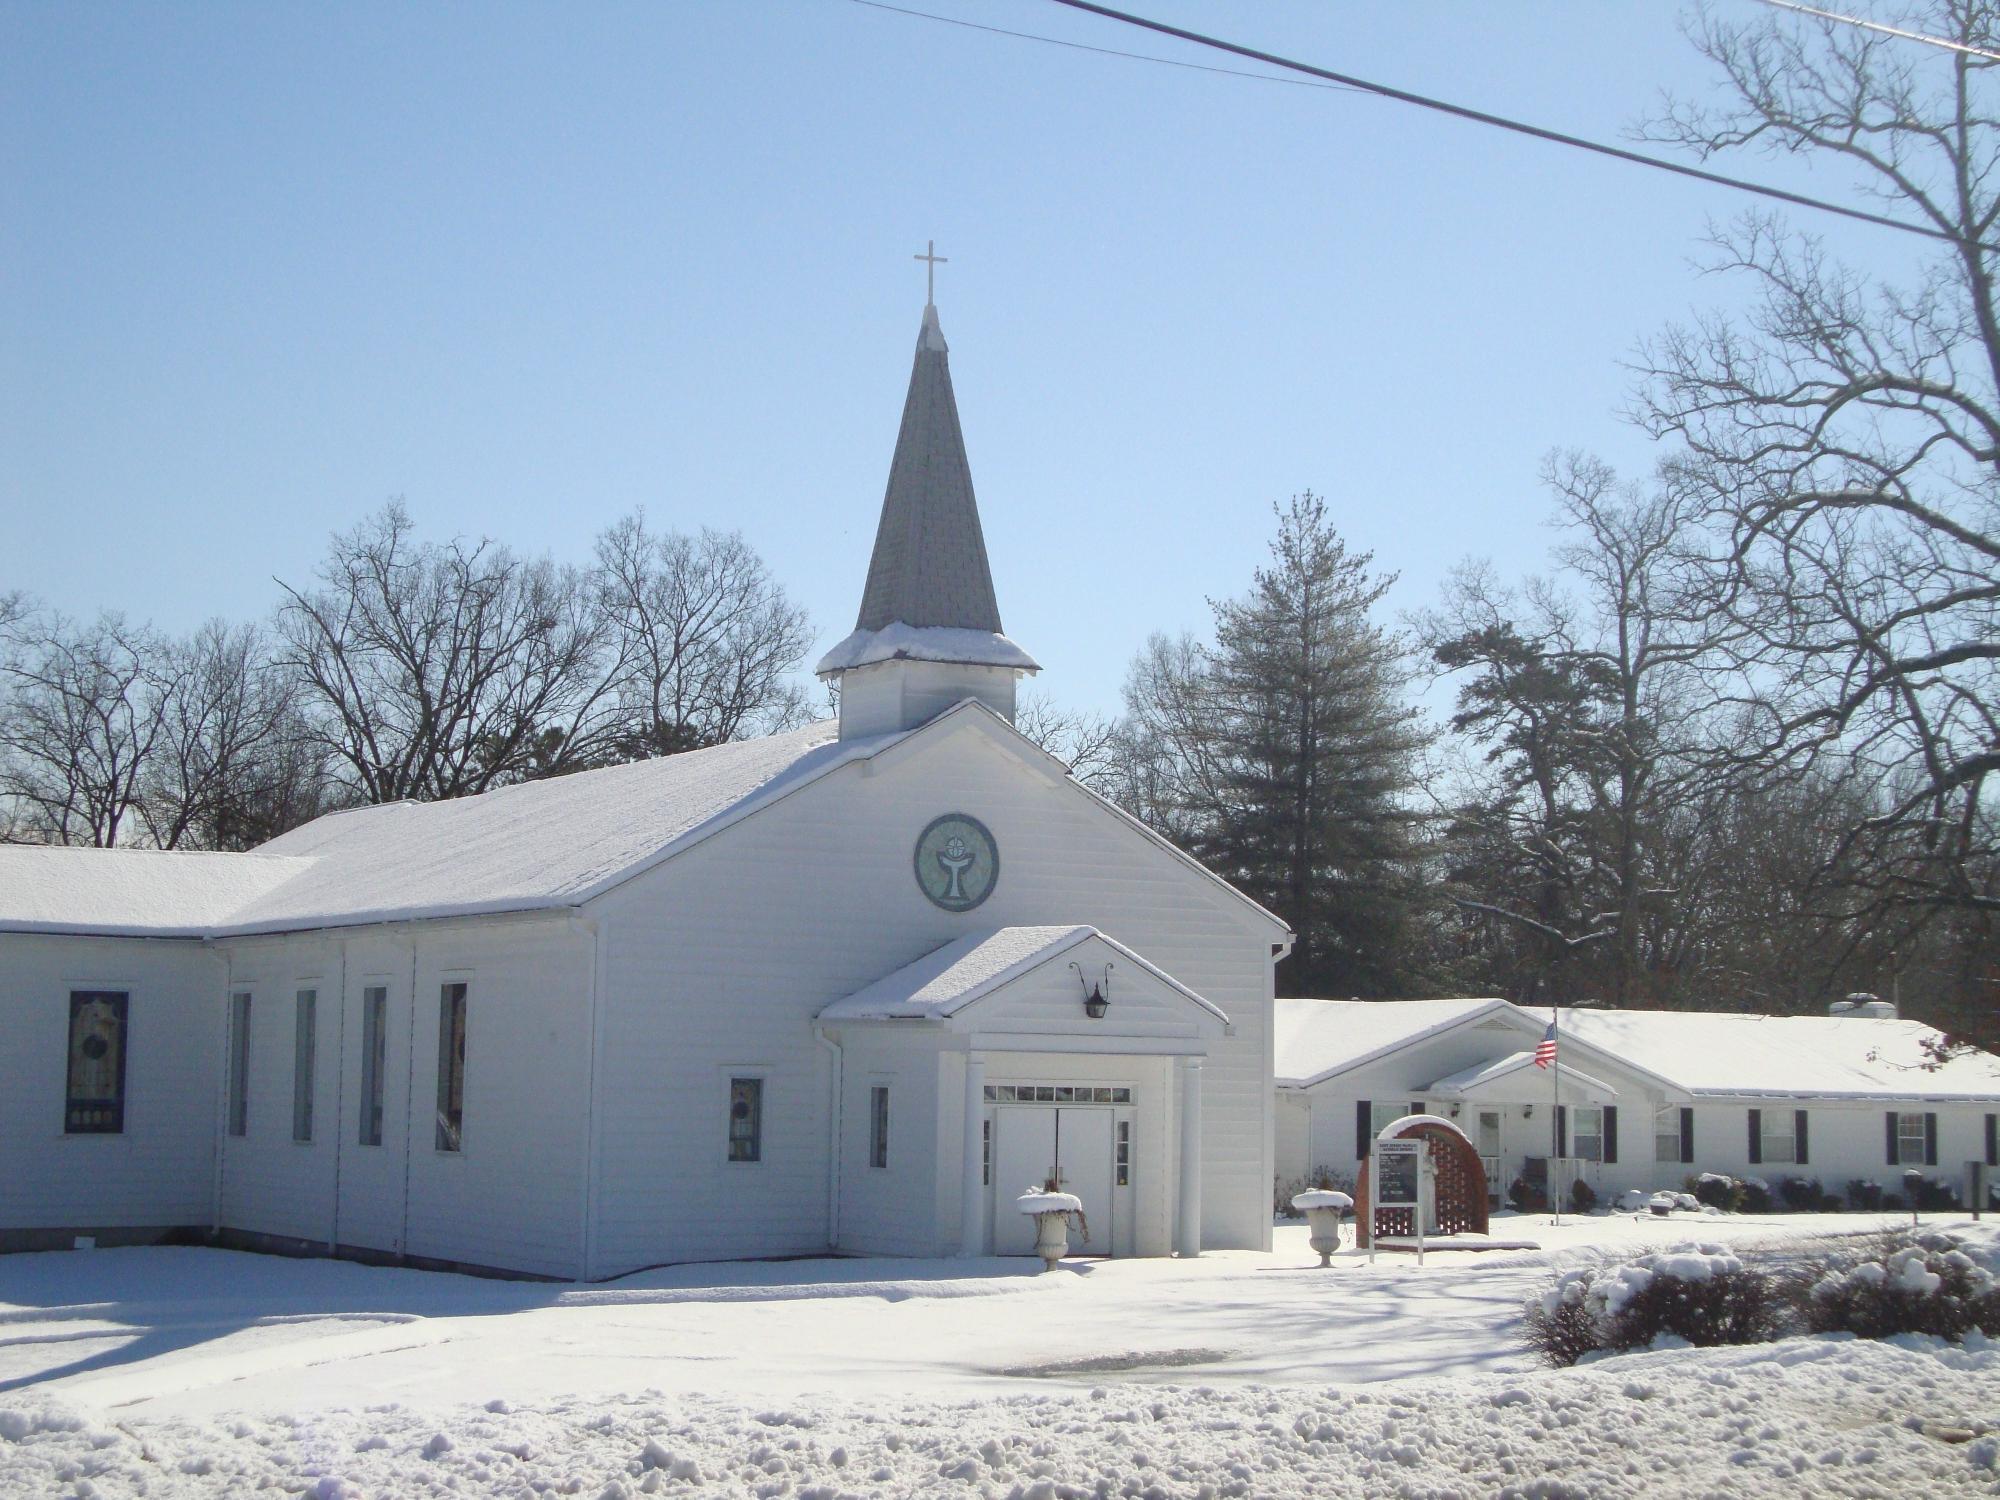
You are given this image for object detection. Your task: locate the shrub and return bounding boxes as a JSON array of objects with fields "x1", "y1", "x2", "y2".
[
  {"x1": 1800, "y1": 1230, "x2": 2000, "y2": 1341},
  {"x1": 1569, "y1": 1178, "x2": 1598, "y2": 1213},
  {"x1": 1523, "y1": 1244, "x2": 1783, "y2": 1367},
  {"x1": 1911, "y1": 1175, "x2": 1962, "y2": 1213},
  {"x1": 1779, "y1": 1176, "x2": 1828, "y2": 1212},
  {"x1": 1738, "y1": 1177, "x2": 1773, "y2": 1214},
  {"x1": 1845, "y1": 1179, "x2": 1884, "y2": 1212},
  {"x1": 1689, "y1": 1173, "x2": 1744, "y2": 1212},
  {"x1": 1508, "y1": 1177, "x2": 1548, "y2": 1213}
]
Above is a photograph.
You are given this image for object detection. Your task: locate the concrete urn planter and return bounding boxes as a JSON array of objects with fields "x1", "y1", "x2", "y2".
[
  {"x1": 1016, "y1": 1189, "x2": 1083, "y2": 1272},
  {"x1": 1290, "y1": 1189, "x2": 1353, "y2": 1266}
]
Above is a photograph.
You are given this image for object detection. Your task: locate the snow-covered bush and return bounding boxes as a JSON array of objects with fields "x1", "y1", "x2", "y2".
[
  {"x1": 1910, "y1": 1175, "x2": 1963, "y2": 1213},
  {"x1": 1688, "y1": 1173, "x2": 1743, "y2": 1212},
  {"x1": 1738, "y1": 1177, "x2": 1772, "y2": 1214},
  {"x1": 1845, "y1": 1179, "x2": 1884, "y2": 1212},
  {"x1": 1507, "y1": 1176, "x2": 1547, "y2": 1213},
  {"x1": 1801, "y1": 1230, "x2": 2000, "y2": 1342},
  {"x1": 1522, "y1": 1244, "x2": 1782, "y2": 1367}
]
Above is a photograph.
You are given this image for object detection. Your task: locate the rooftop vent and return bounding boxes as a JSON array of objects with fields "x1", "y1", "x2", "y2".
[{"x1": 1831, "y1": 993, "x2": 1897, "y2": 1019}]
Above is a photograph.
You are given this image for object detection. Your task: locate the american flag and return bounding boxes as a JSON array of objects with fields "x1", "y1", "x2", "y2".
[{"x1": 1533, "y1": 1021, "x2": 1558, "y2": 1070}]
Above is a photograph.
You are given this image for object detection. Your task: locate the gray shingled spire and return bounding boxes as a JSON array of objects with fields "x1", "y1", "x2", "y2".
[{"x1": 853, "y1": 303, "x2": 1003, "y2": 635}]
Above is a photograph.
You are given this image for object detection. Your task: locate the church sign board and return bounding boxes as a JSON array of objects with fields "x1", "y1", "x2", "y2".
[{"x1": 1369, "y1": 1136, "x2": 1427, "y2": 1265}]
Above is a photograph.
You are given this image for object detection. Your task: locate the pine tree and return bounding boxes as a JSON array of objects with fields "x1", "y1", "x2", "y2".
[{"x1": 1198, "y1": 494, "x2": 1429, "y2": 995}]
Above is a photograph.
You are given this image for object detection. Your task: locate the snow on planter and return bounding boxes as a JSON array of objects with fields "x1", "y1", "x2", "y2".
[
  {"x1": 1014, "y1": 1191, "x2": 1082, "y2": 1215},
  {"x1": 1016, "y1": 1188, "x2": 1084, "y2": 1273},
  {"x1": 1289, "y1": 1190, "x2": 1353, "y2": 1213}
]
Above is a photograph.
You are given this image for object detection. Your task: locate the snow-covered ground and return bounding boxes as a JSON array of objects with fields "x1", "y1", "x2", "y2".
[{"x1": 3, "y1": 1211, "x2": 1996, "y2": 1496}]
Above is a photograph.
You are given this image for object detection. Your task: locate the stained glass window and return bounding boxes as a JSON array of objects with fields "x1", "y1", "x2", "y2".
[
  {"x1": 65, "y1": 991, "x2": 128, "y2": 1134},
  {"x1": 729, "y1": 1077, "x2": 763, "y2": 1162}
]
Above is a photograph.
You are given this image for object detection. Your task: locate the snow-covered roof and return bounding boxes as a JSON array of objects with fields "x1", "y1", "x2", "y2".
[
  {"x1": 814, "y1": 622, "x2": 1039, "y2": 676},
  {"x1": 0, "y1": 847, "x2": 317, "y2": 938},
  {"x1": 0, "y1": 721, "x2": 891, "y2": 939},
  {"x1": 1273, "y1": 997, "x2": 1519, "y2": 1088},
  {"x1": 817, "y1": 924, "x2": 1228, "y2": 1026},
  {"x1": 1533, "y1": 1007, "x2": 2000, "y2": 1103}
]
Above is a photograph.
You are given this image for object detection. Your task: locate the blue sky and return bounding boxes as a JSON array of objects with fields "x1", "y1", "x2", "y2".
[{"x1": 1, "y1": 2, "x2": 1933, "y2": 720}]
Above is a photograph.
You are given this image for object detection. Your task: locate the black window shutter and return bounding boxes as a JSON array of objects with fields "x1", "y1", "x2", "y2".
[
  {"x1": 1556, "y1": 1104, "x2": 1568, "y2": 1158},
  {"x1": 1356, "y1": 1100, "x2": 1371, "y2": 1160},
  {"x1": 1886, "y1": 1111, "x2": 1899, "y2": 1165},
  {"x1": 1680, "y1": 1107, "x2": 1694, "y2": 1165},
  {"x1": 1795, "y1": 1109, "x2": 1809, "y2": 1165},
  {"x1": 1602, "y1": 1106, "x2": 1618, "y2": 1164},
  {"x1": 1924, "y1": 1112, "x2": 1938, "y2": 1166},
  {"x1": 1986, "y1": 1113, "x2": 1997, "y2": 1168},
  {"x1": 1409, "y1": 1100, "x2": 1424, "y2": 1119},
  {"x1": 1747, "y1": 1108, "x2": 1762, "y2": 1165}
]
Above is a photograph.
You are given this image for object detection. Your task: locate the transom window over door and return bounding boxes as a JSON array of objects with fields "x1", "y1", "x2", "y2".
[{"x1": 65, "y1": 991, "x2": 129, "y2": 1134}]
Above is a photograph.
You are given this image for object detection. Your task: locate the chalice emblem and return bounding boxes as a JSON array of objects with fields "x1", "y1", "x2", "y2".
[{"x1": 936, "y1": 833, "x2": 975, "y2": 903}]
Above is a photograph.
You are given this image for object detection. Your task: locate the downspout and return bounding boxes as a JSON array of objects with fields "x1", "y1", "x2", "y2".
[
  {"x1": 575, "y1": 910, "x2": 604, "y2": 1282},
  {"x1": 815, "y1": 1025, "x2": 844, "y2": 1251}
]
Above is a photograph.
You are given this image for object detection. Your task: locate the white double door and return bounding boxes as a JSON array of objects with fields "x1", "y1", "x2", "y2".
[{"x1": 990, "y1": 1105, "x2": 1115, "y2": 1257}]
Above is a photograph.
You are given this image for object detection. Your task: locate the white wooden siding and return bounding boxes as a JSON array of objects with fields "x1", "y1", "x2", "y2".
[
  {"x1": 589, "y1": 719, "x2": 1277, "y2": 1277},
  {"x1": 0, "y1": 934, "x2": 221, "y2": 1235}
]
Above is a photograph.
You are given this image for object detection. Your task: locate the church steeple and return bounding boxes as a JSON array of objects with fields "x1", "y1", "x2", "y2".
[{"x1": 816, "y1": 284, "x2": 1038, "y2": 740}]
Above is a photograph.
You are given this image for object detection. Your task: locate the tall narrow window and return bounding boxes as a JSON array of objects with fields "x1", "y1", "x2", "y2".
[
  {"x1": 982, "y1": 1119, "x2": 991, "y2": 1186},
  {"x1": 359, "y1": 986, "x2": 387, "y2": 1147},
  {"x1": 65, "y1": 991, "x2": 129, "y2": 1134},
  {"x1": 435, "y1": 982, "x2": 467, "y2": 1152},
  {"x1": 1116, "y1": 1120, "x2": 1131, "y2": 1187},
  {"x1": 728, "y1": 1077, "x2": 763, "y2": 1162},
  {"x1": 869, "y1": 1086, "x2": 890, "y2": 1169},
  {"x1": 227, "y1": 991, "x2": 251, "y2": 1137},
  {"x1": 292, "y1": 989, "x2": 317, "y2": 1142}
]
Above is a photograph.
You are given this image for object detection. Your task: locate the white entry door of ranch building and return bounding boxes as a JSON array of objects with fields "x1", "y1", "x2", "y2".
[{"x1": 817, "y1": 926, "x2": 1228, "y2": 1260}]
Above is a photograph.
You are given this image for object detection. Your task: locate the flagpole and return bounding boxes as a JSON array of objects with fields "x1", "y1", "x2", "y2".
[{"x1": 1550, "y1": 1002, "x2": 1562, "y2": 1227}]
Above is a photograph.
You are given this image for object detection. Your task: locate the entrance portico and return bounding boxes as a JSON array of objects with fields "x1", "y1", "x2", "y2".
[{"x1": 817, "y1": 926, "x2": 1228, "y2": 1260}]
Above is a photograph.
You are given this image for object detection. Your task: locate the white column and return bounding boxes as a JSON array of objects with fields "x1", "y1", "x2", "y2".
[
  {"x1": 1176, "y1": 1057, "x2": 1204, "y2": 1257},
  {"x1": 960, "y1": 1051, "x2": 987, "y2": 1257}
]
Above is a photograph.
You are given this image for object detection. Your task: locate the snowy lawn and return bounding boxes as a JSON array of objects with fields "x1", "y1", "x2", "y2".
[{"x1": 3, "y1": 1211, "x2": 1997, "y2": 1496}]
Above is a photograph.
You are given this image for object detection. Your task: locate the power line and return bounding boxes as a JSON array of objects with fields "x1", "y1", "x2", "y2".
[
  {"x1": 843, "y1": 0, "x2": 1363, "y2": 95},
  {"x1": 1041, "y1": 0, "x2": 1989, "y2": 251},
  {"x1": 1752, "y1": 0, "x2": 2000, "y2": 64}
]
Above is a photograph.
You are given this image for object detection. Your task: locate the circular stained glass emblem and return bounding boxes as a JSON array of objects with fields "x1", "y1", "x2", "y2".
[{"x1": 913, "y1": 813, "x2": 999, "y2": 913}]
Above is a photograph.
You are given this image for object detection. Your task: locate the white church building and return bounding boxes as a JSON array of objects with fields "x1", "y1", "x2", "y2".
[{"x1": 0, "y1": 298, "x2": 1291, "y2": 1280}]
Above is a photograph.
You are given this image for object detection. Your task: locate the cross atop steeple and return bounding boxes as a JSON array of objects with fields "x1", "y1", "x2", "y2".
[{"x1": 914, "y1": 239, "x2": 948, "y2": 306}]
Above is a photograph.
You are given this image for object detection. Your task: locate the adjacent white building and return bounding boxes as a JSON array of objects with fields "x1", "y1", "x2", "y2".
[
  {"x1": 1276, "y1": 996, "x2": 2000, "y2": 1208},
  {"x1": 0, "y1": 298, "x2": 1292, "y2": 1279}
]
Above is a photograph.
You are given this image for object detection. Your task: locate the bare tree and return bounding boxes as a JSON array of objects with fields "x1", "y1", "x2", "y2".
[
  {"x1": 0, "y1": 608, "x2": 174, "y2": 846},
  {"x1": 139, "y1": 620, "x2": 324, "y2": 849},
  {"x1": 275, "y1": 502, "x2": 624, "y2": 804},
  {"x1": 1012, "y1": 690, "x2": 1120, "y2": 785},
  {"x1": 592, "y1": 512, "x2": 813, "y2": 754},
  {"x1": 1634, "y1": 0, "x2": 2000, "y2": 922}
]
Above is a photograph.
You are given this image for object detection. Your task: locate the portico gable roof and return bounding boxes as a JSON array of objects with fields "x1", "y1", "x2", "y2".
[
  {"x1": 817, "y1": 925, "x2": 1229, "y2": 1041},
  {"x1": 1427, "y1": 1050, "x2": 1619, "y2": 1105}
]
